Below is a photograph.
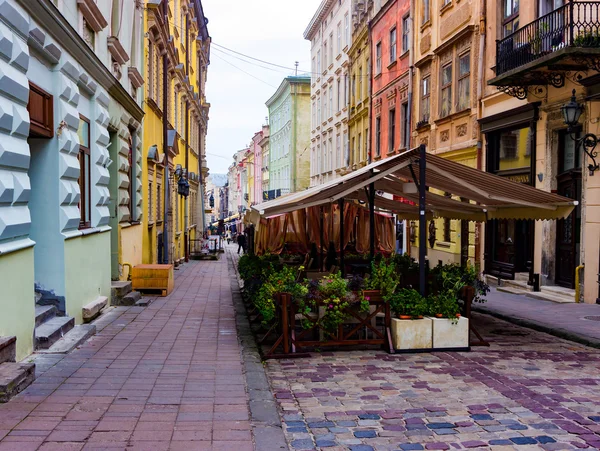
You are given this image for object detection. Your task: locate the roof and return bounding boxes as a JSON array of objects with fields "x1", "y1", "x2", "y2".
[
  {"x1": 304, "y1": 0, "x2": 336, "y2": 40},
  {"x1": 250, "y1": 147, "x2": 576, "y2": 224},
  {"x1": 266, "y1": 76, "x2": 311, "y2": 107}
]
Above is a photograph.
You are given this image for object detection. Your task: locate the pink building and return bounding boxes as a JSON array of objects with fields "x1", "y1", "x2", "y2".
[{"x1": 251, "y1": 130, "x2": 264, "y2": 205}]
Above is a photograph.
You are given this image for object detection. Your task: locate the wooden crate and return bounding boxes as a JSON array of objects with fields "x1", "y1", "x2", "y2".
[{"x1": 131, "y1": 264, "x2": 174, "y2": 296}]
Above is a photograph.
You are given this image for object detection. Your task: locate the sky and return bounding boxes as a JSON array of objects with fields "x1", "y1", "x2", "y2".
[{"x1": 202, "y1": 0, "x2": 322, "y2": 175}]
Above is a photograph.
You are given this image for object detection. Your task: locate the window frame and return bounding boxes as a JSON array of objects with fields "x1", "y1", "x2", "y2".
[
  {"x1": 401, "y1": 102, "x2": 409, "y2": 149},
  {"x1": 78, "y1": 114, "x2": 91, "y2": 230},
  {"x1": 376, "y1": 42, "x2": 382, "y2": 74},
  {"x1": 421, "y1": 75, "x2": 431, "y2": 122},
  {"x1": 502, "y1": 0, "x2": 519, "y2": 37},
  {"x1": 388, "y1": 108, "x2": 396, "y2": 153},
  {"x1": 422, "y1": 0, "x2": 430, "y2": 24},
  {"x1": 457, "y1": 51, "x2": 471, "y2": 111},
  {"x1": 440, "y1": 62, "x2": 453, "y2": 118},
  {"x1": 390, "y1": 27, "x2": 397, "y2": 62},
  {"x1": 375, "y1": 116, "x2": 381, "y2": 157},
  {"x1": 402, "y1": 17, "x2": 410, "y2": 53}
]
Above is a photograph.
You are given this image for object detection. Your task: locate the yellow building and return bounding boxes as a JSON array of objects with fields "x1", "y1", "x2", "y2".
[
  {"x1": 142, "y1": 0, "x2": 210, "y2": 265},
  {"x1": 411, "y1": 0, "x2": 480, "y2": 266}
]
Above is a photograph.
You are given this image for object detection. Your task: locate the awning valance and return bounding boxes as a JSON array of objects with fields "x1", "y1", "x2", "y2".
[{"x1": 250, "y1": 147, "x2": 576, "y2": 223}]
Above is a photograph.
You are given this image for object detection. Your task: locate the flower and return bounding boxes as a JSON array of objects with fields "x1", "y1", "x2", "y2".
[
  {"x1": 329, "y1": 304, "x2": 333, "y2": 309},
  {"x1": 365, "y1": 296, "x2": 370, "y2": 301}
]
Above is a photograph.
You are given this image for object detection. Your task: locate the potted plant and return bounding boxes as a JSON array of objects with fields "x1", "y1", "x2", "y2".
[
  {"x1": 387, "y1": 288, "x2": 426, "y2": 319},
  {"x1": 388, "y1": 288, "x2": 433, "y2": 350},
  {"x1": 364, "y1": 258, "x2": 399, "y2": 300}
]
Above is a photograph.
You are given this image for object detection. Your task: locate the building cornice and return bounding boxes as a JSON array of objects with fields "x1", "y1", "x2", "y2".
[
  {"x1": 19, "y1": 0, "x2": 143, "y2": 122},
  {"x1": 304, "y1": 0, "x2": 336, "y2": 40}
]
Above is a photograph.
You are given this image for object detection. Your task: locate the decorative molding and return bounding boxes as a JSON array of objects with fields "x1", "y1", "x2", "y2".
[
  {"x1": 76, "y1": 0, "x2": 108, "y2": 32},
  {"x1": 440, "y1": 130, "x2": 450, "y2": 142},
  {"x1": 128, "y1": 67, "x2": 144, "y2": 89},
  {"x1": 456, "y1": 124, "x2": 467, "y2": 137},
  {"x1": 107, "y1": 36, "x2": 130, "y2": 65}
]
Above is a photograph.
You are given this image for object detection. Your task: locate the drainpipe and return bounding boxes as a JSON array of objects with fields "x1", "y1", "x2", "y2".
[
  {"x1": 184, "y1": 11, "x2": 190, "y2": 262},
  {"x1": 407, "y1": 0, "x2": 414, "y2": 150},
  {"x1": 162, "y1": 0, "x2": 170, "y2": 264},
  {"x1": 292, "y1": 81, "x2": 297, "y2": 192},
  {"x1": 475, "y1": 0, "x2": 486, "y2": 270}
]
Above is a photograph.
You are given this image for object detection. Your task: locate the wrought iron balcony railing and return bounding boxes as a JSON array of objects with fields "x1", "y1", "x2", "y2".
[{"x1": 496, "y1": 1, "x2": 600, "y2": 76}]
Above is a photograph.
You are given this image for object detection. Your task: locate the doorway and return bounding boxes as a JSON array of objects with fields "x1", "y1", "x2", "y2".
[{"x1": 555, "y1": 130, "x2": 582, "y2": 288}]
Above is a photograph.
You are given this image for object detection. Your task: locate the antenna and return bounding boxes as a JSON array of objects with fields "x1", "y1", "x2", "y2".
[{"x1": 295, "y1": 61, "x2": 299, "y2": 76}]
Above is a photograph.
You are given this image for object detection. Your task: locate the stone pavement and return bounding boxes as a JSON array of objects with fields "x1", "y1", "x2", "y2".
[
  {"x1": 474, "y1": 287, "x2": 600, "y2": 348},
  {"x1": 0, "y1": 257, "x2": 255, "y2": 450},
  {"x1": 265, "y1": 313, "x2": 600, "y2": 450}
]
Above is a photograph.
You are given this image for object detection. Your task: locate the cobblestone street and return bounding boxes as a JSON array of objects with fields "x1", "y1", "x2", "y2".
[
  {"x1": 0, "y1": 257, "x2": 253, "y2": 451},
  {"x1": 266, "y1": 314, "x2": 600, "y2": 451}
]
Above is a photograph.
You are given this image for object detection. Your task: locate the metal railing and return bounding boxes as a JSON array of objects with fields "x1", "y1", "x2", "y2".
[{"x1": 496, "y1": 1, "x2": 600, "y2": 75}]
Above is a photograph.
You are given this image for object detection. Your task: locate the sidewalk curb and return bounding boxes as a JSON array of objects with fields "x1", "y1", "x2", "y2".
[
  {"x1": 473, "y1": 305, "x2": 600, "y2": 349},
  {"x1": 226, "y1": 249, "x2": 288, "y2": 451}
]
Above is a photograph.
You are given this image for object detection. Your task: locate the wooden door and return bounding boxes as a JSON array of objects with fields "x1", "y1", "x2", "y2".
[{"x1": 555, "y1": 171, "x2": 581, "y2": 288}]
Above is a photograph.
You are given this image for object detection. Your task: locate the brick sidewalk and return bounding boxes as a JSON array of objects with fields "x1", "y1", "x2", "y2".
[
  {"x1": 0, "y1": 258, "x2": 253, "y2": 451},
  {"x1": 474, "y1": 287, "x2": 600, "y2": 348}
]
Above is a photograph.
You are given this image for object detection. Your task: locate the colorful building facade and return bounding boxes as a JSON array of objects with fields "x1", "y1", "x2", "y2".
[
  {"x1": 266, "y1": 76, "x2": 312, "y2": 196},
  {"x1": 141, "y1": 0, "x2": 210, "y2": 266}
]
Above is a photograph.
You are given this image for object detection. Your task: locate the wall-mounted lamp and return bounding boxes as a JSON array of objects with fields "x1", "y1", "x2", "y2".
[{"x1": 562, "y1": 89, "x2": 599, "y2": 176}]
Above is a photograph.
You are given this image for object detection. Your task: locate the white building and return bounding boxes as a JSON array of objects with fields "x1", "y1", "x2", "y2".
[{"x1": 304, "y1": 0, "x2": 352, "y2": 186}]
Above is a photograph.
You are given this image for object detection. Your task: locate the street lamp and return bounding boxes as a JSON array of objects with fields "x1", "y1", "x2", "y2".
[{"x1": 562, "y1": 89, "x2": 599, "y2": 176}]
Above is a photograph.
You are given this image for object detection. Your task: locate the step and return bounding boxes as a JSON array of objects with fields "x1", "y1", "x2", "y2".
[
  {"x1": 36, "y1": 325, "x2": 96, "y2": 354},
  {"x1": 502, "y1": 279, "x2": 533, "y2": 292},
  {"x1": 35, "y1": 316, "x2": 75, "y2": 350},
  {"x1": 135, "y1": 296, "x2": 154, "y2": 307},
  {"x1": 0, "y1": 362, "x2": 35, "y2": 403},
  {"x1": 82, "y1": 296, "x2": 108, "y2": 322},
  {"x1": 111, "y1": 281, "x2": 132, "y2": 303},
  {"x1": 113, "y1": 290, "x2": 141, "y2": 306},
  {"x1": 0, "y1": 337, "x2": 16, "y2": 365},
  {"x1": 35, "y1": 305, "x2": 57, "y2": 327},
  {"x1": 526, "y1": 291, "x2": 576, "y2": 304},
  {"x1": 514, "y1": 272, "x2": 531, "y2": 283},
  {"x1": 542, "y1": 284, "x2": 576, "y2": 297},
  {"x1": 497, "y1": 286, "x2": 528, "y2": 296}
]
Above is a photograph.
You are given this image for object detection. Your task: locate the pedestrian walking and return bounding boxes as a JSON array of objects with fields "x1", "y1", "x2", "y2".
[{"x1": 237, "y1": 233, "x2": 247, "y2": 254}]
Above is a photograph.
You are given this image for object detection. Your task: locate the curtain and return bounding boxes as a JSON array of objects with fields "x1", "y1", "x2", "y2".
[
  {"x1": 286, "y1": 209, "x2": 310, "y2": 253},
  {"x1": 376, "y1": 214, "x2": 395, "y2": 253},
  {"x1": 255, "y1": 215, "x2": 288, "y2": 255}
]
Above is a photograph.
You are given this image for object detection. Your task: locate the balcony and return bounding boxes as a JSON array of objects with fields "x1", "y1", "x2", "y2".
[{"x1": 489, "y1": 1, "x2": 600, "y2": 97}]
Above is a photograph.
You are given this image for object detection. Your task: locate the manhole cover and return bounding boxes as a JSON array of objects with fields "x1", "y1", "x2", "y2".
[{"x1": 584, "y1": 316, "x2": 600, "y2": 321}]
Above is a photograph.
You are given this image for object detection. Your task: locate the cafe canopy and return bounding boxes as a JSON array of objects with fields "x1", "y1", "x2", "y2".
[{"x1": 250, "y1": 146, "x2": 576, "y2": 224}]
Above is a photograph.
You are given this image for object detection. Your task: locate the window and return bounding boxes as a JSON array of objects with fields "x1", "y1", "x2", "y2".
[
  {"x1": 344, "y1": 13, "x2": 349, "y2": 47},
  {"x1": 442, "y1": 0, "x2": 451, "y2": 6},
  {"x1": 390, "y1": 28, "x2": 397, "y2": 62},
  {"x1": 352, "y1": 74, "x2": 356, "y2": 101},
  {"x1": 329, "y1": 137, "x2": 333, "y2": 170},
  {"x1": 337, "y1": 79, "x2": 341, "y2": 111},
  {"x1": 440, "y1": 63, "x2": 452, "y2": 117},
  {"x1": 351, "y1": 137, "x2": 356, "y2": 165},
  {"x1": 376, "y1": 42, "x2": 382, "y2": 74},
  {"x1": 358, "y1": 66, "x2": 362, "y2": 101},
  {"x1": 323, "y1": 140, "x2": 328, "y2": 172},
  {"x1": 312, "y1": 101, "x2": 316, "y2": 125},
  {"x1": 312, "y1": 57, "x2": 316, "y2": 81},
  {"x1": 457, "y1": 52, "x2": 470, "y2": 111},
  {"x1": 444, "y1": 218, "x2": 451, "y2": 242},
  {"x1": 364, "y1": 129, "x2": 368, "y2": 162},
  {"x1": 345, "y1": 74, "x2": 349, "y2": 106},
  {"x1": 148, "y1": 181, "x2": 153, "y2": 222},
  {"x1": 329, "y1": 34, "x2": 333, "y2": 64},
  {"x1": 148, "y1": 40, "x2": 155, "y2": 101},
  {"x1": 174, "y1": 90, "x2": 179, "y2": 131},
  {"x1": 336, "y1": 134, "x2": 341, "y2": 168},
  {"x1": 323, "y1": 93, "x2": 327, "y2": 120},
  {"x1": 388, "y1": 108, "x2": 396, "y2": 153},
  {"x1": 157, "y1": 180, "x2": 162, "y2": 219},
  {"x1": 337, "y1": 23, "x2": 342, "y2": 54},
  {"x1": 317, "y1": 96, "x2": 321, "y2": 123},
  {"x1": 344, "y1": 131, "x2": 349, "y2": 166},
  {"x1": 127, "y1": 135, "x2": 135, "y2": 222},
  {"x1": 421, "y1": 75, "x2": 430, "y2": 122},
  {"x1": 317, "y1": 142, "x2": 322, "y2": 173},
  {"x1": 357, "y1": 133, "x2": 361, "y2": 163},
  {"x1": 422, "y1": 0, "x2": 430, "y2": 24},
  {"x1": 503, "y1": 0, "x2": 519, "y2": 37},
  {"x1": 402, "y1": 17, "x2": 410, "y2": 53},
  {"x1": 77, "y1": 115, "x2": 91, "y2": 229},
  {"x1": 317, "y1": 50, "x2": 321, "y2": 74},
  {"x1": 375, "y1": 117, "x2": 381, "y2": 157},
  {"x1": 82, "y1": 18, "x2": 95, "y2": 50},
  {"x1": 401, "y1": 102, "x2": 409, "y2": 148},
  {"x1": 323, "y1": 42, "x2": 328, "y2": 70},
  {"x1": 329, "y1": 86, "x2": 333, "y2": 117}
]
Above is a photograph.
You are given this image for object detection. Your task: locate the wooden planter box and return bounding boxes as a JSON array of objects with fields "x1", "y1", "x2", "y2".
[{"x1": 131, "y1": 264, "x2": 174, "y2": 296}]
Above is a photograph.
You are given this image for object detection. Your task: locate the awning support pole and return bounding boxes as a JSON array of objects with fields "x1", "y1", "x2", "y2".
[
  {"x1": 320, "y1": 206, "x2": 324, "y2": 272},
  {"x1": 419, "y1": 144, "x2": 427, "y2": 297},
  {"x1": 339, "y1": 198, "x2": 345, "y2": 277},
  {"x1": 369, "y1": 180, "x2": 376, "y2": 261}
]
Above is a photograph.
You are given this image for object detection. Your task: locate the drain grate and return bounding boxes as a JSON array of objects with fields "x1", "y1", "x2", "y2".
[{"x1": 583, "y1": 315, "x2": 600, "y2": 321}]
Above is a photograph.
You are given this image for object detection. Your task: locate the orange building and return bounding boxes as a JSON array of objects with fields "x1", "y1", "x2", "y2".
[{"x1": 370, "y1": 0, "x2": 411, "y2": 162}]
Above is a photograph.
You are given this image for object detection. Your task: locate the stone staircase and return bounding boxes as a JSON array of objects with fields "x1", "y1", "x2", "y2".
[
  {"x1": 0, "y1": 336, "x2": 35, "y2": 403},
  {"x1": 486, "y1": 273, "x2": 576, "y2": 303},
  {"x1": 34, "y1": 304, "x2": 96, "y2": 353},
  {"x1": 111, "y1": 281, "x2": 142, "y2": 306}
]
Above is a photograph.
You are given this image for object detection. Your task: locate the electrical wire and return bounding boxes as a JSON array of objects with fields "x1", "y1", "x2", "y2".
[
  {"x1": 211, "y1": 52, "x2": 278, "y2": 89},
  {"x1": 212, "y1": 47, "x2": 293, "y2": 75}
]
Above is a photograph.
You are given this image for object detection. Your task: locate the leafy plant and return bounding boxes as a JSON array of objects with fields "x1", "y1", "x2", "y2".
[
  {"x1": 364, "y1": 258, "x2": 399, "y2": 296},
  {"x1": 428, "y1": 291, "x2": 461, "y2": 320},
  {"x1": 386, "y1": 288, "x2": 427, "y2": 318},
  {"x1": 254, "y1": 266, "x2": 308, "y2": 325},
  {"x1": 574, "y1": 28, "x2": 600, "y2": 47}
]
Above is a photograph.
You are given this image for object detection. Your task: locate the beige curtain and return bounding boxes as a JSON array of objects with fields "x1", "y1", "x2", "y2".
[{"x1": 255, "y1": 215, "x2": 288, "y2": 255}]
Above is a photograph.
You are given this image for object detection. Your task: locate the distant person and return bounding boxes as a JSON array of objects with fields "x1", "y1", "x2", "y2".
[{"x1": 237, "y1": 233, "x2": 247, "y2": 255}]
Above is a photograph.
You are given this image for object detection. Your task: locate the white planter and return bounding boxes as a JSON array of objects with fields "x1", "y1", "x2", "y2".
[
  {"x1": 431, "y1": 316, "x2": 469, "y2": 349},
  {"x1": 391, "y1": 317, "x2": 433, "y2": 350}
]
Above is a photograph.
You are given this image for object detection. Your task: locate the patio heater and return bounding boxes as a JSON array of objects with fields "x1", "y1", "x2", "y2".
[{"x1": 418, "y1": 144, "x2": 427, "y2": 297}]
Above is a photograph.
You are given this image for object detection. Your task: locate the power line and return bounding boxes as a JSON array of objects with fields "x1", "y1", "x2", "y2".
[
  {"x1": 211, "y1": 47, "x2": 290, "y2": 74},
  {"x1": 211, "y1": 52, "x2": 278, "y2": 88},
  {"x1": 212, "y1": 42, "x2": 309, "y2": 73}
]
